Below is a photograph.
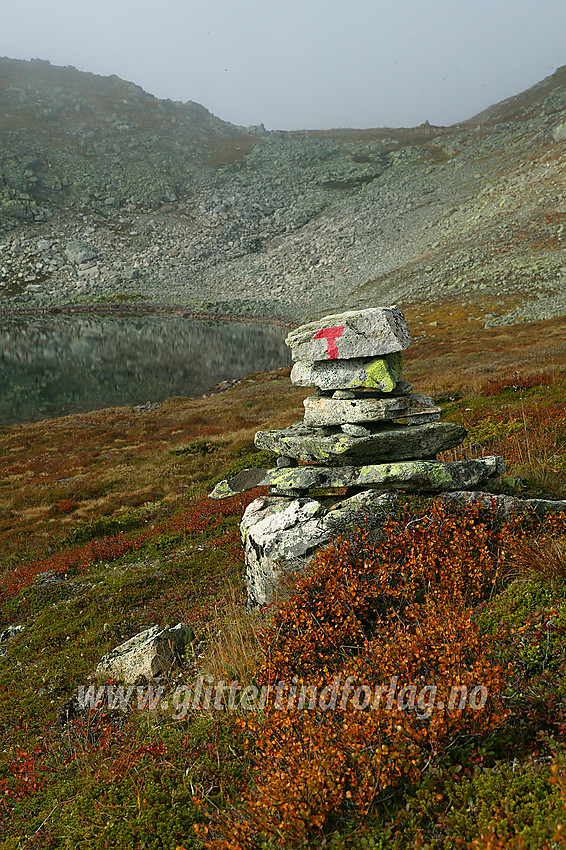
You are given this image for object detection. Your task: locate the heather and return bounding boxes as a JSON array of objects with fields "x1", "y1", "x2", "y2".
[{"x1": 1, "y1": 316, "x2": 566, "y2": 848}]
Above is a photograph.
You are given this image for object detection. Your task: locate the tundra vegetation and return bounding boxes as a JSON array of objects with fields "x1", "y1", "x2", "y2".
[{"x1": 2, "y1": 311, "x2": 566, "y2": 848}]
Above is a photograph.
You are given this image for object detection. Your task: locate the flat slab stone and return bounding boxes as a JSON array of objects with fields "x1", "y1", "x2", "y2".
[
  {"x1": 266, "y1": 457, "x2": 504, "y2": 492},
  {"x1": 291, "y1": 353, "x2": 403, "y2": 392},
  {"x1": 209, "y1": 457, "x2": 504, "y2": 499},
  {"x1": 303, "y1": 392, "x2": 439, "y2": 426},
  {"x1": 254, "y1": 420, "x2": 467, "y2": 465},
  {"x1": 440, "y1": 491, "x2": 566, "y2": 517},
  {"x1": 209, "y1": 467, "x2": 270, "y2": 500},
  {"x1": 285, "y1": 306, "x2": 411, "y2": 362},
  {"x1": 403, "y1": 411, "x2": 441, "y2": 425}
]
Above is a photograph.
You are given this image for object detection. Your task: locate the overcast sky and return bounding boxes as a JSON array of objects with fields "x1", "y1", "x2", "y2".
[{"x1": 3, "y1": 0, "x2": 566, "y2": 130}]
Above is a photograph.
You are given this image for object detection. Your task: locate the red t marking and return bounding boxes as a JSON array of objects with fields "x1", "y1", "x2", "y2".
[{"x1": 312, "y1": 325, "x2": 344, "y2": 359}]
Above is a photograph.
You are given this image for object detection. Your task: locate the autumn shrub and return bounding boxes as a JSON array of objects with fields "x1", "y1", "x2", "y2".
[
  {"x1": 441, "y1": 397, "x2": 566, "y2": 498},
  {"x1": 49, "y1": 498, "x2": 78, "y2": 515},
  {"x1": 199, "y1": 503, "x2": 524, "y2": 848}
]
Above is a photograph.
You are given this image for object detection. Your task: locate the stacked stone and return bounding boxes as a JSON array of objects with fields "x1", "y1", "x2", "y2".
[
  {"x1": 211, "y1": 306, "x2": 504, "y2": 501},
  {"x1": 209, "y1": 306, "x2": 506, "y2": 608},
  {"x1": 257, "y1": 306, "x2": 468, "y2": 492}
]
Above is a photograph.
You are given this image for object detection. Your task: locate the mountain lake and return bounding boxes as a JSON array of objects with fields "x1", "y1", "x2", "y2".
[{"x1": 0, "y1": 313, "x2": 291, "y2": 425}]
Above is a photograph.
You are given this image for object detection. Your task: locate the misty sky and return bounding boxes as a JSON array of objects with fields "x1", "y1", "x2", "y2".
[{"x1": 3, "y1": 0, "x2": 566, "y2": 130}]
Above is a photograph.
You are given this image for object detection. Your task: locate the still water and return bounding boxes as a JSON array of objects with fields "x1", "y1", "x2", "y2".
[{"x1": 0, "y1": 313, "x2": 291, "y2": 425}]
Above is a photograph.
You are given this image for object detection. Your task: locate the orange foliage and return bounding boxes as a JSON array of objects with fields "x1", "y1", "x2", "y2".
[{"x1": 200, "y1": 503, "x2": 529, "y2": 848}]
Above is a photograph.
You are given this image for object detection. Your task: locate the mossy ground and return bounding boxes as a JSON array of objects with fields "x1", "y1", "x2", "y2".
[{"x1": 1, "y1": 316, "x2": 566, "y2": 848}]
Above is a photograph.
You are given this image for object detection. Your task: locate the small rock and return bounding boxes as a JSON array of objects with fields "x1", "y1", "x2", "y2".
[
  {"x1": 276, "y1": 455, "x2": 298, "y2": 468},
  {"x1": 65, "y1": 240, "x2": 97, "y2": 265},
  {"x1": 0, "y1": 624, "x2": 25, "y2": 644},
  {"x1": 95, "y1": 623, "x2": 193, "y2": 684},
  {"x1": 78, "y1": 266, "x2": 100, "y2": 279},
  {"x1": 341, "y1": 423, "x2": 371, "y2": 436}
]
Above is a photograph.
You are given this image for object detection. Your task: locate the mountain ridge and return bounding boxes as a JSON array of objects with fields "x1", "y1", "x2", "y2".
[{"x1": 1, "y1": 57, "x2": 566, "y2": 328}]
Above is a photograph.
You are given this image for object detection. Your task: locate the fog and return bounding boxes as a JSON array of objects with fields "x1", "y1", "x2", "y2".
[{"x1": 3, "y1": 0, "x2": 566, "y2": 129}]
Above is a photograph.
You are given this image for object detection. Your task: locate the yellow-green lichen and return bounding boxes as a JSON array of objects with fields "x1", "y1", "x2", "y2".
[{"x1": 360, "y1": 353, "x2": 403, "y2": 391}]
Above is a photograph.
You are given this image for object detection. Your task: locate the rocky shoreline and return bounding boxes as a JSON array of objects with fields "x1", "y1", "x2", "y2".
[{"x1": 0, "y1": 300, "x2": 297, "y2": 326}]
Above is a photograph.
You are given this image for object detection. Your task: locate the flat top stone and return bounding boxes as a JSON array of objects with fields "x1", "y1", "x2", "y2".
[
  {"x1": 285, "y1": 306, "x2": 411, "y2": 362},
  {"x1": 208, "y1": 456, "x2": 504, "y2": 499},
  {"x1": 265, "y1": 456, "x2": 504, "y2": 492}
]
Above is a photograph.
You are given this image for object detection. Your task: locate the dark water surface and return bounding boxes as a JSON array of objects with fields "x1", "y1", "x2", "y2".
[{"x1": 0, "y1": 313, "x2": 291, "y2": 425}]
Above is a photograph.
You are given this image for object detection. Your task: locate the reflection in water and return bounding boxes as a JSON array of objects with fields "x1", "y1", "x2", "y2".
[{"x1": 0, "y1": 314, "x2": 291, "y2": 425}]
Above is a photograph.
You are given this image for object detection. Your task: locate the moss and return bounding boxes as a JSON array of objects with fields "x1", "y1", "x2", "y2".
[
  {"x1": 219, "y1": 448, "x2": 277, "y2": 480},
  {"x1": 62, "y1": 511, "x2": 146, "y2": 546},
  {"x1": 383, "y1": 760, "x2": 565, "y2": 849},
  {"x1": 479, "y1": 578, "x2": 566, "y2": 678},
  {"x1": 169, "y1": 438, "x2": 227, "y2": 456}
]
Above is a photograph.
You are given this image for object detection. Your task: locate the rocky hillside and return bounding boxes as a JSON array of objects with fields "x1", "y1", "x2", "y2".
[{"x1": 1, "y1": 57, "x2": 566, "y2": 324}]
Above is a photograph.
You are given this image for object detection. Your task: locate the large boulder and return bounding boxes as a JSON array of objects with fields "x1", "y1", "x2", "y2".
[
  {"x1": 241, "y1": 491, "x2": 395, "y2": 607},
  {"x1": 95, "y1": 623, "x2": 193, "y2": 683},
  {"x1": 65, "y1": 240, "x2": 97, "y2": 265}
]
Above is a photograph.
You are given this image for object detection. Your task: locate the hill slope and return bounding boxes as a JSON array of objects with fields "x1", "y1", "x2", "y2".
[
  {"x1": 1, "y1": 57, "x2": 566, "y2": 325},
  {"x1": 2, "y1": 314, "x2": 566, "y2": 846}
]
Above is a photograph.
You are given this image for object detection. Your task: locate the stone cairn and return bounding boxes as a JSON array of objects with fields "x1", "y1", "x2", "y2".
[{"x1": 210, "y1": 306, "x2": 506, "y2": 608}]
